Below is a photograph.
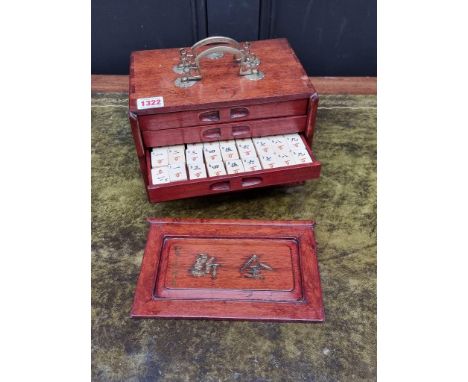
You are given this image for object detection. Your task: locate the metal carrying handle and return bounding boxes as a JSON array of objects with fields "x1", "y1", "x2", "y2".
[
  {"x1": 196, "y1": 46, "x2": 243, "y2": 66},
  {"x1": 173, "y1": 36, "x2": 241, "y2": 73},
  {"x1": 191, "y1": 36, "x2": 241, "y2": 55},
  {"x1": 173, "y1": 36, "x2": 264, "y2": 88}
]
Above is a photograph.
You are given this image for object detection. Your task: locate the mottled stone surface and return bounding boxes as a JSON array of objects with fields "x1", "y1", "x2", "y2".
[{"x1": 92, "y1": 94, "x2": 377, "y2": 381}]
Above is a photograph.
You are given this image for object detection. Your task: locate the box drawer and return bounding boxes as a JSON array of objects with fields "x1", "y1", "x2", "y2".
[
  {"x1": 142, "y1": 115, "x2": 307, "y2": 147},
  {"x1": 145, "y1": 134, "x2": 320, "y2": 203},
  {"x1": 139, "y1": 99, "x2": 308, "y2": 131}
]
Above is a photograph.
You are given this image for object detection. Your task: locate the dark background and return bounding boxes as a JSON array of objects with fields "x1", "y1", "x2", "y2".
[{"x1": 92, "y1": 0, "x2": 376, "y2": 76}]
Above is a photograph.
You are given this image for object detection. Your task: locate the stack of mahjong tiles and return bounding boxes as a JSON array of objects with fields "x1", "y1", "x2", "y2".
[{"x1": 150, "y1": 133, "x2": 313, "y2": 185}]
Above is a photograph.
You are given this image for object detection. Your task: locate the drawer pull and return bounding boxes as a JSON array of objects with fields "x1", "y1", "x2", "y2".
[
  {"x1": 199, "y1": 110, "x2": 220, "y2": 122},
  {"x1": 231, "y1": 125, "x2": 250, "y2": 137},
  {"x1": 230, "y1": 107, "x2": 249, "y2": 119},
  {"x1": 210, "y1": 181, "x2": 231, "y2": 191},
  {"x1": 202, "y1": 127, "x2": 221, "y2": 140},
  {"x1": 241, "y1": 177, "x2": 263, "y2": 187}
]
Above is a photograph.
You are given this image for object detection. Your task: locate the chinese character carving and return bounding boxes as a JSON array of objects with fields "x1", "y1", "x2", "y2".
[
  {"x1": 190, "y1": 254, "x2": 220, "y2": 279},
  {"x1": 240, "y1": 255, "x2": 273, "y2": 279}
]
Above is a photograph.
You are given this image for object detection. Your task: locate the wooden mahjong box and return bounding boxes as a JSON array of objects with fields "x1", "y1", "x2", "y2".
[{"x1": 128, "y1": 37, "x2": 321, "y2": 203}]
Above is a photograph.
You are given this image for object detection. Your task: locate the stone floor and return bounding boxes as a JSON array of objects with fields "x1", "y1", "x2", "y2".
[{"x1": 92, "y1": 94, "x2": 377, "y2": 381}]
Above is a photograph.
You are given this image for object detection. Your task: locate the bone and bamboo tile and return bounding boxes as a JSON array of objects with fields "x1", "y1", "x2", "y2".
[
  {"x1": 291, "y1": 148, "x2": 313, "y2": 164},
  {"x1": 151, "y1": 147, "x2": 169, "y2": 168},
  {"x1": 187, "y1": 142, "x2": 204, "y2": 151},
  {"x1": 149, "y1": 133, "x2": 311, "y2": 183},
  {"x1": 242, "y1": 157, "x2": 262, "y2": 172},
  {"x1": 284, "y1": 133, "x2": 306, "y2": 150},
  {"x1": 186, "y1": 148, "x2": 204, "y2": 165},
  {"x1": 203, "y1": 145, "x2": 222, "y2": 163},
  {"x1": 207, "y1": 161, "x2": 227, "y2": 177},
  {"x1": 167, "y1": 145, "x2": 186, "y2": 165},
  {"x1": 225, "y1": 159, "x2": 244, "y2": 175},
  {"x1": 259, "y1": 154, "x2": 277, "y2": 169},
  {"x1": 188, "y1": 163, "x2": 207, "y2": 180},
  {"x1": 168, "y1": 163, "x2": 188, "y2": 182},
  {"x1": 253, "y1": 136, "x2": 274, "y2": 156},
  {"x1": 236, "y1": 138, "x2": 257, "y2": 159},
  {"x1": 220, "y1": 140, "x2": 239, "y2": 161},
  {"x1": 269, "y1": 135, "x2": 289, "y2": 153},
  {"x1": 275, "y1": 152, "x2": 296, "y2": 166},
  {"x1": 186, "y1": 144, "x2": 204, "y2": 164},
  {"x1": 151, "y1": 166, "x2": 170, "y2": 185}
]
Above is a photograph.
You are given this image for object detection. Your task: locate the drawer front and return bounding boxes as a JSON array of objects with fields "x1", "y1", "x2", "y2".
[
  {"x1": 142, "y1": 115, "x2": 307, "y2": 148},
  {"x1": 139, "y1": 99, "x2": 308, "y2": 131},
  {"x1": 148, "y1": 163, "x2": 320, "y2": 202},
  {"x1": 146, "y1": 135, "x2": 320, "y2": 203}
]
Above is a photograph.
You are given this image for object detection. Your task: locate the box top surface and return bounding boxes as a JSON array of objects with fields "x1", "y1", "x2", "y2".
[
  {"x1": 131, "y1": 218, "x2": 324, "y2": 322},
  {"x1": 129, "y1": 38, "x2": 316, "y2": 114}
]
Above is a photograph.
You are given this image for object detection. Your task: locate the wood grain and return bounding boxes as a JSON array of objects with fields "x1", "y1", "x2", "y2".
[
  {"x1": 92, "y1": 75, "x2": 376, "y2": 95},
  {"x1": 131, "y1": 218, "x2": 324, "y2": 321},
  {"x1": 156, "y1": 237, "x2": 301, "y2": 301},
  {"x1": 141, "y1": 115, "x2": 307, "y2": 147},
  {"x1": 128, "y1": 39, "x2": 315, "y2": 114},
  {"x1": 138, "y1": 99, "x2": 308, "y2": 130}
]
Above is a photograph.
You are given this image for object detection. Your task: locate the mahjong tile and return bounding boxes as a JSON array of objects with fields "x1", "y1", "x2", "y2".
[
  {"x1": 207, "y1": 161, "x2": 227, "y2": 177},
  {"x1": 219, "y1": 140, "x2": 235, "y2": 147},
  {"x1": 151, "y1": 166, "x2": 170, "y2": 185},
  {"x1": 151, "y1": 147, "x2": 168, "y2": 168},
  {"x1": 291, "y1": 148, "x2": 313, "y2": 164},
  {"x1": 168, "y1": 145, "x2": 186, "y2": 164},
  {"x1": 262, "y1": 162, "x2": 277, "y2": 170},
  {"x1": 203, "y1": 146, "x2": 222, "y2": 163},
  {"x1": 269, "y1": 135, "x2": 289, "y2": 153},
  {"x1": 236, "y1": 139, "x2": 256, "y2": 159},
  {"x1": 275, "y1": 152, "x2": 296, "y2": 167},
  {"x1": 220, "y1": 143, "x2": 239, "y2": 161},
  {"x1": 238, "y1": 147, "x2": 257, "y2": 159},
  {"x1": 253, "y1": 137, "x2": 274, "y2": 155},
  {"x1": 186, "y1": 149, "x2": 204, "y2": 165},
  {"x1": 284, "y1": 133, "x2": 306, "y2": 150},
  {"x1": 242, "y1": 157, "x2": 262, "y2": 172},
  {"x1": 203, "y1": 141, "x2": 220, "y2": 149},
  {"x1": 235, "y1": 138, "x2": 254, "y2": 150},
  {"x1": 225, "y1": 159, "x2": 244, "y2": 175},
  {"x1": 187, "y1": 142, "x2": 204, "y2": 151},
  {"x1": 168, "y1": 164, "x2": 188, "y2": 182},
  {"x1": 259, "y1": 154, "x2": 277, "y2": 169},
  {"x1": 151, "y1": 166, "x2": 168, "y2": 177},
  {"x1": 188, "y1": 163, "x2": 207, "y2": 179},
  {"x1": 168, "y1": 144, "x2": 185, "y2": 154},
  {"x1": 167, "y1": 145, "x2": 185, "y2": 154}
]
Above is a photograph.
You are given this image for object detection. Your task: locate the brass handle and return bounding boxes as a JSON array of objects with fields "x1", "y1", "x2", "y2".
[
  {"x1": 191, "y1": 36, "x2": 241, "y2": 56},
  {"x1": 174, "y1": 36, "x2": 264, "y2": 88},
  {"x1": 195, "y1": 46, "x2": 244, "y2": 69}
]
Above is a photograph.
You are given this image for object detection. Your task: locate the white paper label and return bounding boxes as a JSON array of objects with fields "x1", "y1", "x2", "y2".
[{"x1": 137, "y1": 96, "x2": 164, "y2": 110}]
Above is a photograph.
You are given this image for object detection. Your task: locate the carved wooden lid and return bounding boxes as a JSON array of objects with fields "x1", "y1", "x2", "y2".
[{"x1": 132, "y1": 217, "x2": 324, "y2": 321}]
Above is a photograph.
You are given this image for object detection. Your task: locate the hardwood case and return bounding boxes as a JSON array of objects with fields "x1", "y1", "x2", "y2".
[
  {"x1": 128, "y1": 38, "x2": 321, "y2": 203},
  {"x1": 131, "y1": 218, "x2": 324, "y2": 321}
]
